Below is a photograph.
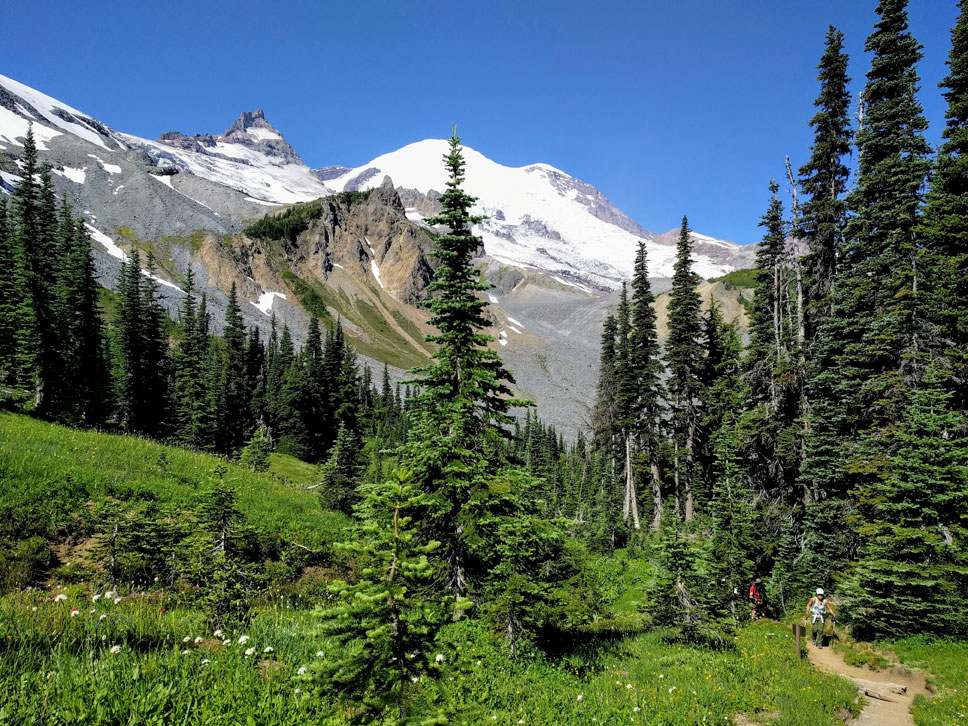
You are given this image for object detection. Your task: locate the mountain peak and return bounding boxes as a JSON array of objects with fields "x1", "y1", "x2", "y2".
[{"x1": 225, "y1": 109, "x2": 270, "y2": 135}]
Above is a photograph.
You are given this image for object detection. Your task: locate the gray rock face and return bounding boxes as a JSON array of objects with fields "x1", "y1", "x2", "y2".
[
  {"x1": 313, "y1": 165, "x2": 352, "y2": 182},
  {"x1": 157, "y1": 109, "x2": 305, "y2": 165}
]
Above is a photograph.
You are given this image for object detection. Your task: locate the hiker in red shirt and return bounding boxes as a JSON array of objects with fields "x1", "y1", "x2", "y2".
[{"x1": 749, "y1": 578, "x2": 763, "y2": 619}]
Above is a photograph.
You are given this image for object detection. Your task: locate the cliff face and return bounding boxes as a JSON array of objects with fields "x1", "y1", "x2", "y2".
[
  {"x1": 285, "y1": 178, "x2": 436, "y2": 306},
  {"x1": 217, "y1": 181, "x2": 439, "y2": 370}
]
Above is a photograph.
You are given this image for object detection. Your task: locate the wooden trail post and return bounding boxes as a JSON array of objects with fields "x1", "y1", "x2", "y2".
[{"x1": 793, "y1": 623, "x2": 806, "y2": 658}]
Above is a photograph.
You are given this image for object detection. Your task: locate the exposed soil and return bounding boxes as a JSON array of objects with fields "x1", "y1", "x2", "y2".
[{"x1": 807, "y1": 641, "x2": 927, "y2": 726}]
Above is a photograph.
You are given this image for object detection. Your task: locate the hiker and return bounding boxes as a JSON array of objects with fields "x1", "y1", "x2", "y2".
[
  {"x1": 748, "y1": 578, "x2": 764, "y2": 619},
  {"x1": 805, "y1": 587, "x2": 835, "y2": 647}
]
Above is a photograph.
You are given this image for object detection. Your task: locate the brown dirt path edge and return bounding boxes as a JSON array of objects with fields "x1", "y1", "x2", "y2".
[{"x1": 806, "y1": 641, "x2": 927, "y2": 726}]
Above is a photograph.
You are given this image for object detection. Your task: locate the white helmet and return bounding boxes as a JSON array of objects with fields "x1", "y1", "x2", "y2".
[{"x1": 816, "y1": 588, "x2": 824, "y2": 595}]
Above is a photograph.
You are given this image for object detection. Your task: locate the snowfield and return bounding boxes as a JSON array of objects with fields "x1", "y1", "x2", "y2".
[{"x1": 325, "y1": 139, "x2": 742, "y2": 287}]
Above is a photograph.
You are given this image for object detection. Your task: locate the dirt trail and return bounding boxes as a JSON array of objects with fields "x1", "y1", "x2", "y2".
[{"x1": 807, "y1": 641, "x2": 927, "y2": 726}]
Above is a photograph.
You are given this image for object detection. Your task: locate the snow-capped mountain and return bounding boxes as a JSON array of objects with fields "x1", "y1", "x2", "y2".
[
  {"x1": 320, "y1": 139, "x2": 752, "y2": 289},
  {"x1": 138, "y1": 109, "x2": 330, "y2": 204}
]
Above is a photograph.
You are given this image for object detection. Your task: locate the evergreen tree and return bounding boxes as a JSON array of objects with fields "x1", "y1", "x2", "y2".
[
  {"x1": 745, "y1": 181, "x2": 790, "y2": 407},
  {"x1": 613, "y1": 283, "x2": 640, "y2": 529},
  {"x1": 114, "y1": 250, "x2": 170, "y2": 435},
  {"x1": 9, "y1": 129, "x2": 43, "y2": 397},
  {"x1": 0, "y1": 195, "x2": 30, "y2": 387},
  {"x1": 647, "y1": 501, "x2": 728, "y2": 646},
  {"x1": 843, "y1": 0, "x2": 933, "y2": 412},
  {"x1": 318, "y1": 422, "x2": 366, "y2": 513},
  {"x1": 922, "y1": 0, "x2": 968, "y2": 410},
  {"x1": 54, "y1": 217, "x2": 111, "y2": 424},
  {"x1": 310, "y1": 469, "x2": 450, "y2": 723},
  {"x1": 173, "y1": 269, "x2": 211, "y2": 447},
  {"x1": 665, "y1": 216, "x2": 704, "y2": 520},
  {"x1": 403, "y1": 130, "x2": 526, "y2": 600},
  {"x1": 799, "y1": 26, "x2": 853, "y2": 340},
  {"x1": 592, "y1": 314, "x2": 620, "y2": 453},
  {"x1": 845, "y1": 369, "x2": 968, "y2": 639},
  {"x1": 628, "y1": 243, "x2": 665, "y2": 531},
  {"x1": 705, "y1": 412, "x2": 756, "y2": 622},
  {"x1": 699, "y1": 304, "x2": 743, "y2": 505},
  {"x1": 221, "y1": 282, "x2": 250, "y2": 453},
  {"x1": 799, "y1": 0, "x2": 932, "y2": 590},
  {"x1": 743, "y1": 182, "x2": 802, "y2": 506}
]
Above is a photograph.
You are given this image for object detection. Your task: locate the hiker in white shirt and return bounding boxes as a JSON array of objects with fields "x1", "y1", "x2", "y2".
[{"x1": 805, "y1": 587, "x2": 836, "y2": 648}]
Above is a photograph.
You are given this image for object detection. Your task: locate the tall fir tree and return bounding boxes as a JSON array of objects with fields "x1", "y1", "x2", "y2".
[
  {"x1": 843, "y1": 0, "x2": 933, "y2": 412},
  {"x1": 54, "y1": 216, "x2": 111, "y2": 424},
  {"x1": 220, "y1": 282, "x2": 251, "y2": 453},
  {"x1": 799, "y1": 0, "x2": 932, "y2": 591},
  {"x1": 310, "y1": 469, "x2": 450, "y2": 723},
  {"x1": 403, "y1": 129, "x2": 526, "y2": 601},
  {"x1": 628, "y1": 242, "x2": 665, "y2": 531},
  {"x1": 845, "y1": 369, "x2": 968, "y2": 639},
  {"x1": 798, "y1": 26, "x2": 853, "y2": 341},
  {"x1": 665, "y1": 216, "x2": 704, "y2": 520},
  {"x1": 922, "y1": 0, "x2": 968, "y2": 410}
]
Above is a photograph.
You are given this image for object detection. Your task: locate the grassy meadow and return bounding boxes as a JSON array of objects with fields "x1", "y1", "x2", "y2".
[
  {"x1": 0, "y1": 590, "x2": 860, "y2": 725},
  {"x1": 4, "y1": 410, "x2": 963, "y2": 725}
]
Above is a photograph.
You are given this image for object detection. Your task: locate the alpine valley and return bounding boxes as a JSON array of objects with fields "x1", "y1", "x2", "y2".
[{"x1": 0, "y1": 73, "x2": 755, "y2": 434}]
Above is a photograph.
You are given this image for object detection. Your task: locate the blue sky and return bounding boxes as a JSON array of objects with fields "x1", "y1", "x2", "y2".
[{"x1": 2, "y1": 1, "x2": 959, "y2": 243}]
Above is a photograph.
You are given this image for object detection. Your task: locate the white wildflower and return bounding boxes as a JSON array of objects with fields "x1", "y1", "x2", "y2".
[
  {"x1": 245, "y1": 647, "x2": 256, "y2": 657},
  {"x1": 104, "y1": 590, "x2": 115, "y2": 599},
  {"x1": 183, "y1": 636, "x2": 191, "y2": 643},
  {"x1": 70, "y1": 609, "x2": 79, "y2": 617},
  {"x1": 89, "y1": 608, "x2": 95, "y2": 614},
  {"x1": 31, "y1": 606, "x2": 37, "y2": 611},
  {"x1": 316, "y1": 651, "x2": 325, "y2": 658},
  {"x1": 113, "y1": 597, "x2": 122, "y2": 605},
  {"x1": 109, "y1": 645, "x2": 122, "y2": 654},
  {"x1": 298, "y1": 667, "x2": 307, "y2": 675},
  {"x1": 201, "y1": 659, "x2": 211, "y2": 665},
  {"x1": 181, "y1": 649, "x2": 189, "y2": 655},
  {"x1": 626, "y1": 683, "x2": 633, "y2": 690},
  {"x1": 92, "y1": 594, "x2": 101, "y2": 603},
  {"x1": 434, "y1": 653, "x2": 444, "y2": 663},
  {"x1": 658, "y1": 674, "x2": 664, "y2": 679},
  {"x1": 519, "y1": 720, "x2": 525, "y2": 724},
  {"x1": 411, "y1": 676, "x2": 418, "y2": 683},
  {"x1": 54, "y1": 594, "x2": 67, "y2": 602},
  {"x1": 634, "y1": 707, "x2": 641, "y2": 712},
  {"x1": 476, "y1": 660, "x2": 482, "y2": 666},
  {"x1": 213, "y1": 629, "x2": 222, "y2": 638},
  {"x1": 577, "y1": 694, "x2": 583, "y2": 701},
  {"x1": 194, "y1": 637, "x2": 203, "y2": 644},
  {"x1": 238, "y1": 635, "x2": 249, "y2": 644},
  {"x1": 99, "y1": 614, "x2": 106, "y2": 622},
  {"x1": 222, "y1": 639, "x2": 231, "y2": 646},
  {"x1": 294, "y1": 688, "x2": 301, "y2": 694},
  {"x1": 263, "y1": 646, "x2": 274, "y2": 653},
  {"x1": 668, "y1": 686, "x2": 676, "y2": 694}
]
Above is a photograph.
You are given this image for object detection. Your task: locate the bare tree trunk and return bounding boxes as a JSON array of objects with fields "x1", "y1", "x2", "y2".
[
  {"x1": 627, "y1": 435, "x2": 640, "y2": 530},
  {"x1": 650, "y1": 454, "x2": 662, "y2": 531},
  {"x1": 684, "y1": 416, "x2": 695, "y2": 521},
  {"x1": 673, "y1": 439, "x2": 681, "y2": 515}
]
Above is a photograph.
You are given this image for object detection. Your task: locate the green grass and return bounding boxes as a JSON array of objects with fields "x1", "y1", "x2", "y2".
[
  {"x1": 0, "y1": 412, "x2": 350, "y2": 563},
  {"x1": 708, "y1": 268, "x2": 759, "y2": 290},
  {"x1": 885, "y1": 636, "x2": 968, "y2": 726},
  {"x1": 832, "y1": 638, "x2": 889, "y2": 670},
  {"x1": 0, "y1": 594, "x2": 861, "y2": 726},
  {"x1": 267, "y1": 452, "x2": 319, "y2": 489},
  {"x1": 279, "y1": 270, "x2": 331, "y2": 320}
]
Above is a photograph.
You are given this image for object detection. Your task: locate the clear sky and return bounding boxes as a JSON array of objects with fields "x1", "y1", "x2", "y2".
[{"x1": 2, "y1": 1, "x2": 959, "y2": 244}]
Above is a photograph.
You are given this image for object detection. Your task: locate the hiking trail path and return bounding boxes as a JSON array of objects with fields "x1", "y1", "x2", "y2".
[{"x1": 806, "y1": 640, "x2": 928, "y2": 726}]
